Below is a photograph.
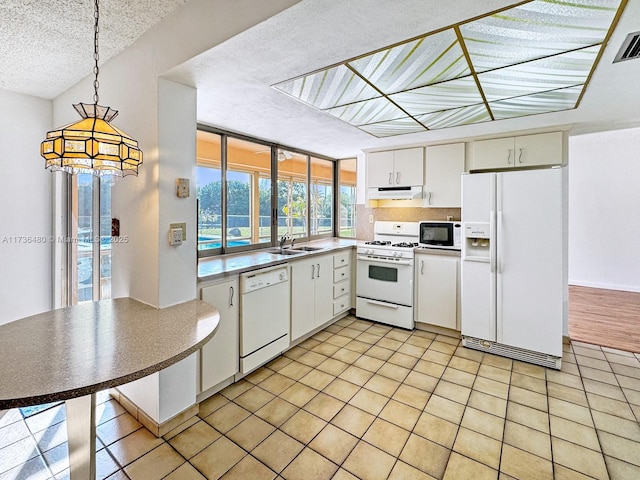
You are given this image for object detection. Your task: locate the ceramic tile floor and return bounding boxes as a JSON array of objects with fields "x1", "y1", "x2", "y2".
[{"x1": 2, "y1": 314, "x2": 640, "y2": 480}]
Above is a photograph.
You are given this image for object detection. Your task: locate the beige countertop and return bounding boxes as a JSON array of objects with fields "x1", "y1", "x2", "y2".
[
  {"x1": 0, "y1": 298, "x2": 219, "y2": 409},
  {"x1": 414, "y1": 247, "x2": 461, "y2": 257},
  {"x1": 198, "y1": 238, "x2": 357, "y2": 282}
]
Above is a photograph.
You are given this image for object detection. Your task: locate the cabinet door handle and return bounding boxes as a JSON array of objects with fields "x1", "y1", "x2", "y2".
[
  {"x1": 311, "y1": 264, "x2": 315, "y2": 280},
  {"x1": 388, "y1": 172, "x2": 393, "y2": 185},
  {"x1": 518, "y1": 148, "x2": 524, "y2": 164},
  {"x1": 421, "y1": 260, "x2": 424, "y2": 275},
  {"x1": 396, "y1": 172, "x2": 400, "y2": 184},
  {"x1": 317, "y1": 263, "x2": 321, "y2": 277},
  {"x1": 507, "y1": 149, "x2": 512, "y2": 165},
  {"x1": 428, "y1": 192, "x2": 432, "y2": 205},
  {"x1": 229, "y1": 286, "x2": 234, "y2": 306}
]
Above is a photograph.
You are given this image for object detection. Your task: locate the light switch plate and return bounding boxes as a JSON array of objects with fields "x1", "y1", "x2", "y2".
[{"x1": 176, "y1": 178, "x2": 190, "y2": 198}]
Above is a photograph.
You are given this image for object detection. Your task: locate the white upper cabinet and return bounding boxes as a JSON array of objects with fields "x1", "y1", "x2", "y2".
[
  {"x1": 367, "y1": 147, "x2": 424, "y2": 188},
  {"x1": 469, "y1": 132, "x2": 565, "y2": 172},
  {"x1": 424, "y1": 143, "x2": 465, "y2": 208}
]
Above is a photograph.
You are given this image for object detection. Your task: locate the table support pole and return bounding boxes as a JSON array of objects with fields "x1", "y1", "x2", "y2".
[{"x1": 66, "y1": 393, "x2": 96, "y2": 480}]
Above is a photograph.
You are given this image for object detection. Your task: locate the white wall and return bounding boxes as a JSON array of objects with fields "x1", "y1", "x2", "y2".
[
  {"x1": 0, "y1": 89, "x2": 52, "y2": 325},
  {"x1": 53, "y1": 0, "x2": 302, "y2": 423},
  {"x1": 568, "y1": 128, "x2": 640, "y2": 292}
]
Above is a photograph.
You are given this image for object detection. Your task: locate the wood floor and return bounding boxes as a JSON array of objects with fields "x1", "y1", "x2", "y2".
[{"x1": 569, "y1": 285, "x2": 640, "y2": 353}]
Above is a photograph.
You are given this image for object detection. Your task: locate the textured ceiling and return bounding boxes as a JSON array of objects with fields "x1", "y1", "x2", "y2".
[
  {"x1": 166, "y1": 0, "x2": 640, "y2": 157},
  {"x1": 0, "y1": 0, "x2": 188, "y2": 99},
  {"x1": 2, "y1": 0, "x2": 639, "y2": 158},
  {"x1": 272, "y1": 0, "x2": 623, "y2": 137}
]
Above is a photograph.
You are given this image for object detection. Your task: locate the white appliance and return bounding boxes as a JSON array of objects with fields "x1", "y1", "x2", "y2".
[
  {"x1": 368, "y1": 185, "x2": 424, "y2": 200},
  {"x1": 418, "y1": 221, "x2": 462, "y2": 250},
  {"x1": 461, "y1": 168, "x2": 566, "y2": 369},
  {"x1": 240, "y1": 265, "x2": 290, "y2": 374},
  {"x1": 356, "y1": 221, "x2": 418, "y2": 329}
]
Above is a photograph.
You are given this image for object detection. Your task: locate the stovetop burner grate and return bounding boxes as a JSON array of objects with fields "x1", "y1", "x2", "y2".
[
  {"x1": 392, "y1": 242, "x2": 418, "y2": 248},
  {"x1": 365, "y1": 241, "x2": 391, "y2": 246}
]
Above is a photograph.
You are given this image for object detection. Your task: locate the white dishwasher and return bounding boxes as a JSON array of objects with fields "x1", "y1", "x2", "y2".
[{"x1": 240, "y1": 265, "x2": 290, "y2": 374}]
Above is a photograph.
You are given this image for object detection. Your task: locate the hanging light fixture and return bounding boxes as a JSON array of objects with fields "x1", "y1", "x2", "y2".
[{"x1": 40, "y1": 0, "x2": 142, "y2": 177}]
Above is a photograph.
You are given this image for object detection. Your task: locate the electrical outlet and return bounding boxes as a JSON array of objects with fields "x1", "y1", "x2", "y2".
[
  {"x1": 169, "y1": 222, "x2": 186, "y2": 246},
  {"x1": 170, "y1": 228, "x2": 183, "y2": 246},
  {"x1": 368, "y1": 214, "x2": 374, "y2": 224}
]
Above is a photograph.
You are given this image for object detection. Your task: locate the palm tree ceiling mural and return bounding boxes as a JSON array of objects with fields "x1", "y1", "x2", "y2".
[{"x1": 273, "y1": 0, "x2": 626, "y2": 137}]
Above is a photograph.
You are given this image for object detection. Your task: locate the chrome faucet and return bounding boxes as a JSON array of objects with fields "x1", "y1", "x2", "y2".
[{"x1": 279, "y1": 233, "x2": 291, "y2": 252}]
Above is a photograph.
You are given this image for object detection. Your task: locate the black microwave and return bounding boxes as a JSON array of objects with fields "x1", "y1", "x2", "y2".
[{"x1": 419, "y1": 221, "x2": 462, "y2": 250}]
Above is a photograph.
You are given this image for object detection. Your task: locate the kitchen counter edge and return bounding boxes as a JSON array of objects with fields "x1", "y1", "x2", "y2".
[{"x1": 198, "y1": 238, "x2": 358, "y2": 282}]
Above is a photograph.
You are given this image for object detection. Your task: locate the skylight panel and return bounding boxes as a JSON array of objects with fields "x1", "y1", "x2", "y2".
[
  {"x1": 479, "y1": 45, "x2": 600, "y2": 101},
  {"x1": 273, "y1": 64, "x2": 379, "y2": 109},
  {"x1": 416, "y1": 104, "x2": 492, "y2": 129},
  {"x1": 348, "y1": 29, "x2": 470, "y2": 94},
  {"x1": 358, "y1": 117, "x2": 427, "y2": 137},
  {"x1": 488, "y1": 85, "x2": 582, "y2": 119},
  {"x1": 390, "y1": 76, "x2": 483, "y2": 116},
  {"x1": 271, "y1": 0, "x2": 625, "y2": 136},
  {"x1": 324, "y1": 97, "x2": 407, "y2": 126},
  {"x1": 459, "y1": 0, "x2": 620, "y2": 72}
]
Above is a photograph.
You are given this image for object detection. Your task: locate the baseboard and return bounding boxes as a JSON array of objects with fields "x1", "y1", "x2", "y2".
[
  {"x1": 415, "y1": 322, "x2": 461, "y2": 339},
  {"x1": 569, "y1": 280, "x2": 640, "y2": 293},
  {"x1": 110, "y1": 389, "x2": 199, "y2": 438}
]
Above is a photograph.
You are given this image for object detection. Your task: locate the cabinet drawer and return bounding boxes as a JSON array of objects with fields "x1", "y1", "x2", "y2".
[
  {"x1": 333, "y1": 266, "x2": 350, "y2": 283},
  {"x1": 333, "y1": 295, "x2": 350, "y2": 316},
  {"x1": 333, "y1": 282, "x2": 350, "y2": 299},
  {"x1": 333, "y1": 251, "x2": 350, "y2": 268}
]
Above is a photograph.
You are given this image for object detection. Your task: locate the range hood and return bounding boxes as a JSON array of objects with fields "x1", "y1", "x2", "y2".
[{"x1": 368, "y1": 185, "x2": 424, "y2": 200}]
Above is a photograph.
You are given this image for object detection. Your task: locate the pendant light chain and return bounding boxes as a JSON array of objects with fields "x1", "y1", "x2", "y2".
[{"x1": 93, "y1": 0, "x2": 100, "y2": 105}]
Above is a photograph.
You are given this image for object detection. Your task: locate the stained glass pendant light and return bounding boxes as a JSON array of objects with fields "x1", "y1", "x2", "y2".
[{"x1": 40, "y1": 0, "x2": 142, "y2": 176}]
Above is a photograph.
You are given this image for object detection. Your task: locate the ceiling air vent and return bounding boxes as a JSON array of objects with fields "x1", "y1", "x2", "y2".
[{"x1": 614, "y1": 31, "x2": 640, "y2": 63}]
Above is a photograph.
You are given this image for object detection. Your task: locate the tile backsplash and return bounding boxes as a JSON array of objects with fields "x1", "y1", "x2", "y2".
[{"x1": 355, "y1": 204, "x2": 461, "y2": 240}]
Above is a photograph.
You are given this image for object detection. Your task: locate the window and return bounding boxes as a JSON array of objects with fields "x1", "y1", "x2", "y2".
[
  {"x1": 196, "y1": 131, "x2": 222, "y2": 251},
  {"x1": 197, "y1": 127, "x2": 337, "y2": 256},
  {"x1": 277, "y1": 150, "x2": 308, "y2": 239},
  {"x1": 338, "y1": 158, "x2": 357, "y2": 238},
  {"x1": 227, "y1": 137, "x2": 272, "y2": 246},
  {"x1": 70, "y1": 174, "x2": 112, "y2": 303},
  {"x1": 310, "y1": 157, "x2": 333, "y2": 236}
]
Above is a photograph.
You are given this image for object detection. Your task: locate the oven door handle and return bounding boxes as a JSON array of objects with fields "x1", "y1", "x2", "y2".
[
  {"x1": 357, "y1": 255, "x2": 412, "y2": 266},
  {"x1": 364, "y1": 299, "x2": 399, "y2": 309}
]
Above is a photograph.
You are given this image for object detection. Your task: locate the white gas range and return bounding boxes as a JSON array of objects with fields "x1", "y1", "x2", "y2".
[{"x1": 356, "y1": 221, "x2": 419, "y2": 329}]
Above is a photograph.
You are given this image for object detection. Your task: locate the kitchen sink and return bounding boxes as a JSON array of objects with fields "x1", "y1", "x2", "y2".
[
  {"x1": 291, "y1": 246, "x2": 323, "y2": 252},
  {"x1": 268, "y1": 248, "x2": 306, "y2": 256}
]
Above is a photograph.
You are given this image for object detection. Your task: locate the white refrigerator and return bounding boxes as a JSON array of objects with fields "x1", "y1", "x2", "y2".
[{"x1": 461, "y1": 167, "x2": 566, "y2": 369}]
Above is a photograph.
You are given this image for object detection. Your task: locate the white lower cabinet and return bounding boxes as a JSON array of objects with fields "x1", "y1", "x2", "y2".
[
  {"x1": 332, "y1": 250, "x2": 352, "y2": 317},
  {"x1": 415, "y1": 254, "x2": 460, "y2": 330},
  {"x1": 200, "y1": 278, "x2": 239, "y2": 393},
  {"x1": 291, "y1": 254, "x2": 334, "y2": 341}
]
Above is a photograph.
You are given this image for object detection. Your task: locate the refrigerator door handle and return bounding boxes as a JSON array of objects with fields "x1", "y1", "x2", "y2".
[
  {"x1": 497, "y1": 211, "x2": 504, "y2": 273},
  {"x1": 490, "y1": 210, "x2": 496, "y2": 273}
]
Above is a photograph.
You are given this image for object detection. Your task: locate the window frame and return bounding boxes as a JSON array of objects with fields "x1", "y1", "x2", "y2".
[{"x1": 196, "y1": 124, "x2": 337, "y2": 258}]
